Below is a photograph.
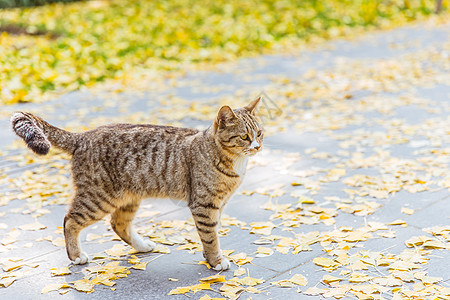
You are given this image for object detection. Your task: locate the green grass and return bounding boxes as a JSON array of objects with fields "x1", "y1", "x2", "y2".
[{"x1": 0, "y1": 0, "x2": 447, "y2": 104}]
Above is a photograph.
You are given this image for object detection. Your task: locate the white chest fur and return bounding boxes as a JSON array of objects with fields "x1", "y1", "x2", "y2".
[{"x1": 233, "y1": 156, "x2": 249, "y2": 177}]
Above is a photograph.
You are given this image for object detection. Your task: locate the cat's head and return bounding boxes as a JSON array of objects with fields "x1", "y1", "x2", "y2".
[{"x1": 213, "y1": 97, "x2": 264, "y2": 157}]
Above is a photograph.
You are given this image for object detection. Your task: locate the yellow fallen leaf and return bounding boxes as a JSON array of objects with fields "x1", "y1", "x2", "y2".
[
  {"x1": 249, "y1": 221, "x2": 276, "y2": 235},
  {"x1": 219, "y1": 283, "x2": 244, "y2": 298},
  {"x1": 288, "y1": 274, "x2": 307, "y2": 286},
  {"x1": 2, "y1": 261, "x2": 23, "y2": 272},
  {"x1": 293, "y1": 195, "x2": 315, "y2": 204},
  {"x1": 229, "y1": 252, "x2": 253, "y2": 265},
  {"x1": 401, "y1": 207, "x2": 414, "y2": 215},
  {"x1": 18, "y1": 222, "x2": 46, "y2": 231},
  {"x1": 322, "y1": 275, "x2": 343, "y2": 284},
  {"x1": 388, "y1": 219, "x2": 407, "y2": 226},
  {"x1": 73, "y1": 279, "x2": 94, "y2": 293},
  {"x1": 131, "y1": 262, "x2": 148, "y2": 270},
  {"x1": 152, "y1": 244, "x2": 171, "y2": 254},
  {"x1": 421, "y1": 275, "x2": 442, "y2": 284},
  {"x1": 50, "y1": 267, "x2": 72, "y2": 276},
  {"x1": 199, "y1": 274, "x2": 226, "y2": 284},
  {"x1": 168, "y1": 286, "x2": 190, "y2": 295},
  {"x1": 271, "y1": 280, "x2": 295, "y2": 288},
  {"x1": 349, "y1": 272, "x2": 373, "y2": 283},
  {"x1": 0, "y1": 278, "x2": 16, "y2": 288},
  {"x1": 405, "y1": 235, "x2": 431, "y2": 247},
  {"x1": 51, "y1": 237, "x2": 66, "y2": 247},
  {"x1": 377, "y1": 231, "x2": 396, "y2": 238},
  {"x1": 372, "y1": 276, "x2": 403, "y2": 287},
  {"x1": 105, "y1": 244, "x2": 128, "y2": 257},
  {"x1": 234, "y1": 268, "x2": 246, "y2": 277},
  {"x1": 222, "y1": 249, "x2": 235, "y2": 256},
  {"x1": 422, "y1": 240, "x2": 446, "y2": 249},
  {"x1": 304, "y1": 287, "x2": 327, "y2": 295},
  {"x1": 231, "y1": 276, "x2": 264, "y2": 286},
  {"x1": 245, "y1": 286, "x2": 263, "y2": 294},
  {"x1": 256, "y1": 246, "x2": 274, "y2": 257},
  {"x1": 313, "y1": 257, "x2": 338, "y2": 268},
  {"x1": 41, "y1": 283, "x2": 69, "y2": 294},
  {"x1": 128, "y1": 255, "x2": 140, "y2": 264},
  {"x1": 391, "y1": 270, "x2": 415, "y2": 282},
  {"x1": 190, "y1": 283, "x2": 212, "y2": 293},
  {"x1": 197, "y1": 261, "x2": 211, "y2": 269}
]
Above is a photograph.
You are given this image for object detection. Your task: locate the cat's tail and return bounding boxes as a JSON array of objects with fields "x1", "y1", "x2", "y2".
[{"x1": 10, "y1": 112, "x2": 78, "y2": 155}]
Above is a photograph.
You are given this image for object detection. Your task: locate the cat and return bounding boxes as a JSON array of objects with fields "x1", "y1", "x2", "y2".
[{"x1": 10, "y1": 98, "x2": 263, "y2": 271}]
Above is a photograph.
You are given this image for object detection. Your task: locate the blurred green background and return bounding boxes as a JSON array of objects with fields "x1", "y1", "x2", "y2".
[{"x1": 0, "y1": 0, "x2": 447, "y2": 104}]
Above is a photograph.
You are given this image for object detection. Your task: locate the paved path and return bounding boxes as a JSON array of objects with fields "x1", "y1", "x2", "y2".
[{"x1": 0, "y1": 21, "x2": 449, "y2": 299}]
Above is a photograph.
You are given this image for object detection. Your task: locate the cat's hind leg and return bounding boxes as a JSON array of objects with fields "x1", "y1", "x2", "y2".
[
  {"x1": 64, "y1": 193, "x2": 113, "y2": 264},
  {"x1": 110, "y1": 203, "x2": 155, "y2": 252}
]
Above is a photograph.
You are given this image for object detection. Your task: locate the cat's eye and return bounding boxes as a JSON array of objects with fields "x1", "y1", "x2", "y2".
[
  {"x1": 257, "y1": 130, "x2": 262, "y2": 137},
  {"x1": 240, "y1": 134, "x2": 249, "y2": 140}
]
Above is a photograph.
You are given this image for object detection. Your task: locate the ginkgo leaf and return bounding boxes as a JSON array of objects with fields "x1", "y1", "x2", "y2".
[
  {"x1": 72, "y1": 279, "x2": 94, "y2": 293},
  {"x1": 401, "y1": 207, "x2": 414, "y2": 215},
  {"x1": 152, "y1": 244, "x2": 171, "y2": 254},
  {"x1": 234, "y1": 268, "x2": 246, "y2": 277},
  {"x1": 131, "y1": 262, "x2": 148, "y2": 270},
  {"x1": 190, "y1": 283, "x2": 212, "y2": 293},
  {"x1": 313, "y1": 257, "x2": 338, "y2": 268},
  {"x1": 199, "y1": 274, "x2": 226, "y2": 284},
  {"x1": 322, "y1": 275, "x2": 343, "y2": 284},
  {"x1": 197, "y1": 261, "x2": 211, "y2": 269},
  {"x1": 105, "y1": 244, "x2": 128, "y2": 257},
  {"x1": 256, "y1": 246, "x2": 274, "y2": 257},
  {"x1": 421, "y1": 275, "x2": 442, "y2": 284},
  {"x1": 288, "y1": 274, "x2": 307, "y2": 286},
  {"x1": 50, "y1": 267, "x2": 71, "y2": 276},
  {"x1": 18, "y1": 222, "x2": 46, "y2": 231},
  {"x1": 0, "y1": 278, "x2": 16, "y2": 288},
  {"x1": 41, "y1": 283, "x2": 69, "y2": 294},
  {"x1": 230, "y1": 277, "x2": 264, "y2": 286},
  {"x1": 304, "y1": 287, "x2": 327, "y2": 295},
  {"x1": 271, "y1": 280, "x2": 295, "y2": 288},
  {"x1": 51, "y1": 237, "x2": 66, "y2": 247},
  {"x1": 168, "y1": 286, "x2": 190, "y2": 295},
  {"x1": 2, "y1": 261, "x2": 23, "y2": 272},
  {"x1": 388, "y1": 219, "x2": 407, "y2": 226}
]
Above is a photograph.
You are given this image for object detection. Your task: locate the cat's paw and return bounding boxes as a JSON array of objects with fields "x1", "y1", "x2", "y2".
[
  {"x1": 212, "y1": 258, "x2": 230, "y2": 271},
  {"x1": 130, "y1": 231, "x2": 156, "y2": 252},
  {"x1": 72, "y1": 252, "x2": 89, "y2": 265},
  {"x1": 133, "y1": 238, "x2": 156, "y2": 253}
]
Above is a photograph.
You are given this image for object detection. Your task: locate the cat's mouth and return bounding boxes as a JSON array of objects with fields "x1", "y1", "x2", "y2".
[{"x1": 246, "y1": 147, "x2": 262, "y2": 156}]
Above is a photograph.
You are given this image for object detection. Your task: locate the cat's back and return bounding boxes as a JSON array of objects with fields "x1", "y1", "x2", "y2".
[
  {"x1": 73, "y1": 122, "x2": 201, "y2": 166},
  {"x1": 79, "y1": 123, "x2": 199, "y2": 149}
]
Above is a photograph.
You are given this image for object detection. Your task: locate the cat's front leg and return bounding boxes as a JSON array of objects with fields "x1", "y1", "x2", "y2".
[{"x1": 190, "y1": 203, "x2": 230, "y2": 271}]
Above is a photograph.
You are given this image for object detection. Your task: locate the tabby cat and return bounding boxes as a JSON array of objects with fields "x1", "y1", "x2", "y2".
[{"x1": 10, "y1": 98, "x2": 263, "y2": 271}]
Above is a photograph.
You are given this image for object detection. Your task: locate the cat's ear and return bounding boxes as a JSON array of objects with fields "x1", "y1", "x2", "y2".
[
  {"x1": 244, "y1": 97, "x2": 262, "y2": 115},
  {"x1": 214, "y1": 106, "x2": 237, "y2": 131}
]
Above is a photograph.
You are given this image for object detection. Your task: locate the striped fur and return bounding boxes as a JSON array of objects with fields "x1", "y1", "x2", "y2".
[{"x1": 10, "y1": 98, "x2": 263, "y2": 270}]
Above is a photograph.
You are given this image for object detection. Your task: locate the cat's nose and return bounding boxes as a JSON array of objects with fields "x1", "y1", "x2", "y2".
[{"x1": 250, "y1": 139, "x2": 260, "y2": 150}]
